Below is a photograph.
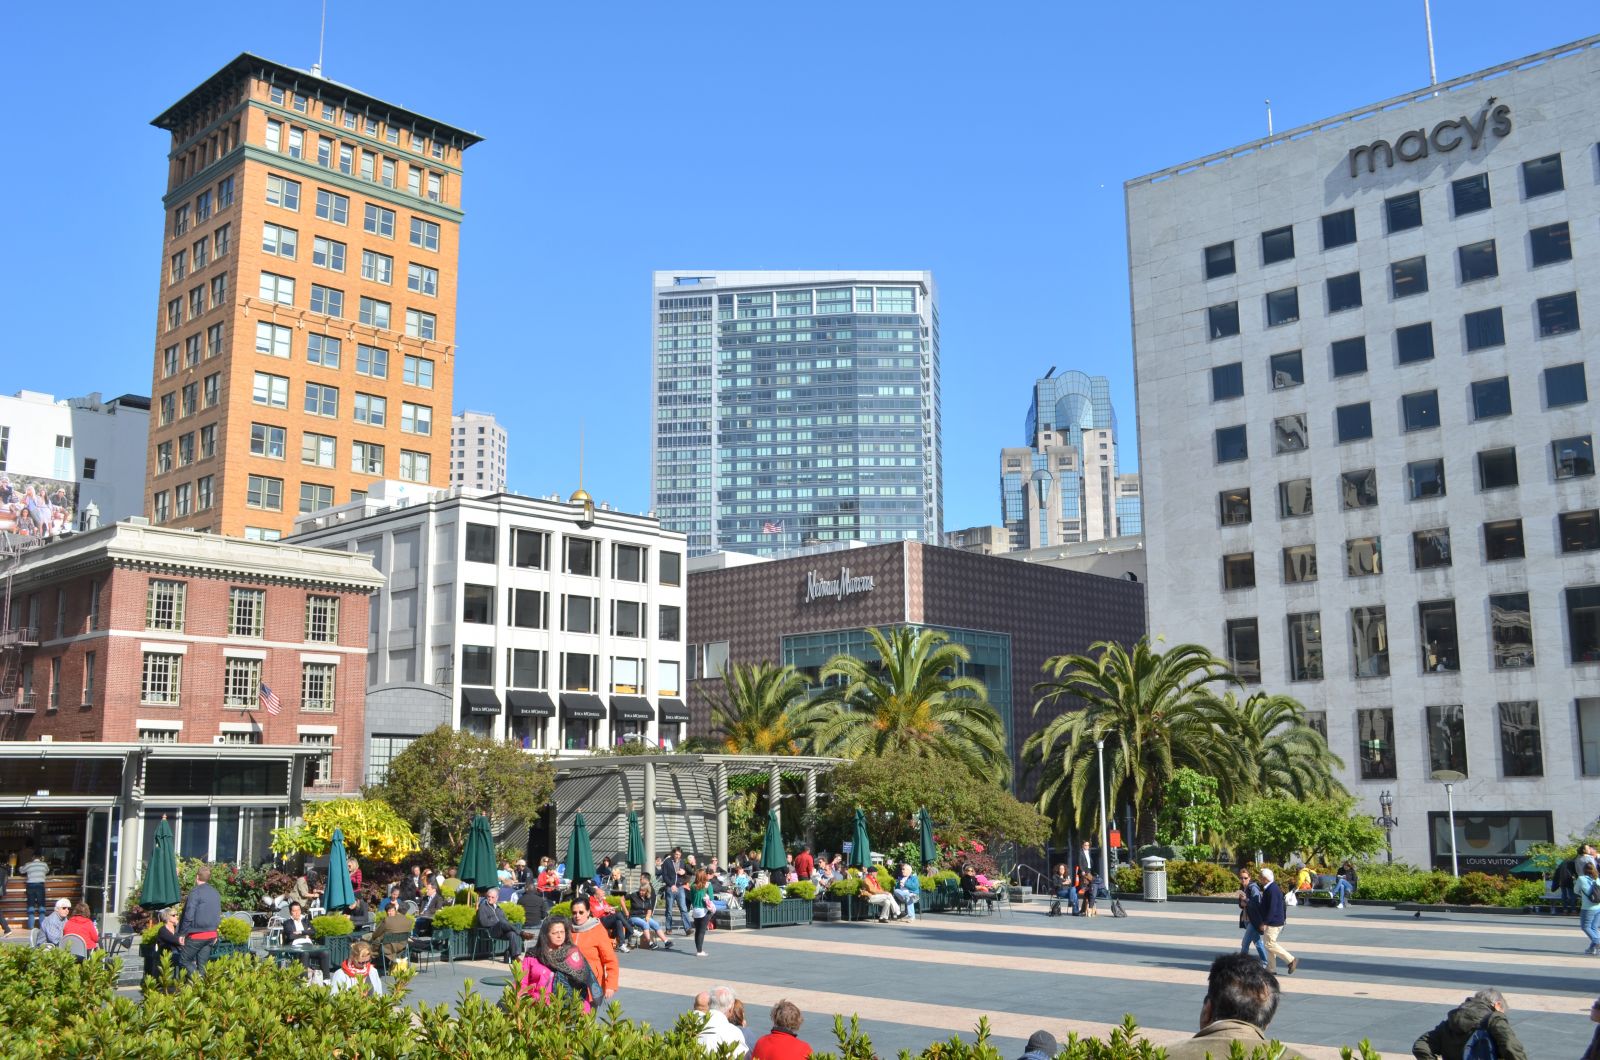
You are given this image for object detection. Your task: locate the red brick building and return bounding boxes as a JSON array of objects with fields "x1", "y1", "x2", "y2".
[{"x1": 0, "y1": 521, "x2": 382, "y2": 919}]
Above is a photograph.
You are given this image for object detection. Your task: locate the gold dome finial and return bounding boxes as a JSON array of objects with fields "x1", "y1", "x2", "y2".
[{"x1": 569, "y1": 487, "x2": 592, "y2": 504}]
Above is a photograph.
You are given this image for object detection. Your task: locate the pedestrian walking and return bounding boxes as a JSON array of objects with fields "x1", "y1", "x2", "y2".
[
  {"x1": 177, "y1": 863, "x2": 222, "y2": 975},
  {"x1": 1554, "y1": 854, "x2": 1580, "y2": 914},
  {"x1": 1412, "y1": 988, "x2": 1529, "y2": 1059},
  {"x1": 1237, "y1": 868, "x2": 1267, "y2": 966},
  {"x1": 1578, "y1": 861, "x2": 1600, "y2": 956},
  {"x1": 689, "y1": 868, "x2": 716, "y2": 956},
  {"x1": 1257, "y1": 869, "x2": 1299, "y2": 976}
]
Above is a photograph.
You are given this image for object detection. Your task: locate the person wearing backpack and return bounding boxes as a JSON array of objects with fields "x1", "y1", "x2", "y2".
[
  {"x1": 1412, "y1": 988, "x2": 1529, "y2": 1060},
  {"x1": 1578, "y1": 861, "x2": 1600, "y2": 955},
  {"x1": 1554, "y1": 855, "x2": 1580, "y2": 914}
]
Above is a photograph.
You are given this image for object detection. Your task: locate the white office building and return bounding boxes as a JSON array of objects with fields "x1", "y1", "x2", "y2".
[
  {"x1": 451, "y1": 411, "x2": 508, "y2": 492},
  {"x1": 1127, "y1": 37, "x2": 1599, "y2": 868},
  {"x1": 0, "y1": 391, "x2": 150, "y2": 532},
  {"x1": 289, "y1": 481, "x2": 689, "y2": 781}
]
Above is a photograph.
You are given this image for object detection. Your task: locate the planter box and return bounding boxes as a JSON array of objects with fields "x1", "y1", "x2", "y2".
[
  {"x1": 210, "y1": 941, "x2": 253, "y2": 961},
  {"x1": 319, "y1": 933, "x2": 353, "y2": 967},
  {"x1": 468, "y1": 928, "x2": 510, "y2": 961},
  {"x1": 433, "y1": 926, "x2": 473, "y2": 962},
  {"x1": 744, "y1": 898, "x2": 813, "y2": 929},
  {"x1": 834, "y1": 895, "x2": 874, "y2": 921}
]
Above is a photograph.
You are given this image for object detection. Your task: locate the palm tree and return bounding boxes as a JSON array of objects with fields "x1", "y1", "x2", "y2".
[
  {"x1": 708, "y1": 662, "x2": 821, "y2": 755},
  {"x1": 1203, "y1": 691, "x2": 1347, "y2": 800},
  {"x1": 809, "y1": 626, "x2": 1010, "y2": 784},
  {"x1": 1024, "y1": 638, "x2": 1239, "y2": 844}
]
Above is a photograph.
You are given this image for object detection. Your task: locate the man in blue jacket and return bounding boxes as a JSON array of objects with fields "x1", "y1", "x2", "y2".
[
  {"x1": 1257, "y1": 868, "x2": 1299, "y2": 975},
  {"x1": 177, "y1": 864, "x2": 223, "y2": 975}
]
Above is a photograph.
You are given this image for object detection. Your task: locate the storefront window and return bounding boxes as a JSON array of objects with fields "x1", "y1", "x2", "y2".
[{"x1": 1428, "y1": 810, "x2": 1551, "y2": 873}]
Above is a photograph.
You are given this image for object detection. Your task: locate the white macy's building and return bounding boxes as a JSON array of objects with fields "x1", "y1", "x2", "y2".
[{"x1": 1128, "y1": 37, "x2": 1599, "y2": 868}]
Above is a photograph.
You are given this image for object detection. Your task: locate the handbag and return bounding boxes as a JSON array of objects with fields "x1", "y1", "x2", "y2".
[{"x1": 1238, "y1": 909, "x2": 1249, "y2": 929}]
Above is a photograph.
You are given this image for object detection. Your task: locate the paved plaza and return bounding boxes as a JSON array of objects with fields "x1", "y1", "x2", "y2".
[{"x1": 177, "y1": 900, "x2": 1596, "y2": 1058}]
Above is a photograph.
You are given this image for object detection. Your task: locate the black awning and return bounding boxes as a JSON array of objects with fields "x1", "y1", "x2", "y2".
[
  {"x1": 559, "y1": 693, "x2": 606, "y2": 720},
  {"x1": 462, "y1": 688, "x2": 502, "y2": 716},
  {"x1": 658, "y1": 698, "x2": 690, "y2": 723},
  {"x1": 506, "y1": 690, "x2": 556, "y2": 718},
  {"x1": 610, "y1": 696, "x2": 654, "y2": 721}
]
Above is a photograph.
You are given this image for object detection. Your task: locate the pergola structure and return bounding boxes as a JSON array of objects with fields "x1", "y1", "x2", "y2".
[{"x1": 543, "y1": 753, "x2": 843, "y2": 870}]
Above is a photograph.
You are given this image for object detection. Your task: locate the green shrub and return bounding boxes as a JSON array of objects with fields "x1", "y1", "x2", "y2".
[
  {"x1": 1353, "y1": 862, "x2": 1454, "y2": 903},
  {"x1": 547, "y1": 901, "x2": 573, "y2": 919},
  {"x1": 828, "y1": 877, "x2": 862, "y2": 897},
  {"x1": 1169, "y1": 861, "x2": 1239, "y2": 896},
  {"x1": 432, "y1": 905, "x2": 477, "y2": 931},
  {"x1": 745, "y1": 883, "x2": 784, "y2": 905},
  {"x1": 310, "y1": 913, "x2": 353, "y2": 939},
  {"x1": 217, "y1": 917, "x2": 253, "y2": 945},
  {"x1": 1500, "y1": 880, "x2": 1547, "y2": 908},
  {"x1": 784, "y1": 881, "x2": 817, "y2": 901},
  {"x1": 1446, "y1": 872, "x2": 1513, "y2": 906},
  {"x1": 1135, "y1": 844, "x2": 1180, "y2": 861},
  {"x1": 1113, "y1": 866, "x2": 1140, "y2": 893},
  {"x1": 139, "y1": 922, "x2": 162, "y2": 945},
  {"x1": 503, "y1": 903, "x2": 526, "y2": 925}
]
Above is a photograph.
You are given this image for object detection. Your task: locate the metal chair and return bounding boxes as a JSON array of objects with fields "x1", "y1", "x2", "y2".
[
  {"x1": 265, "y1": 916, "x2": 287, "y2": 949},
  {"x1": 373, "y1": 932, "x2": 411, "y2": 975},
  {"x1": 406, "y1": 916, "x2": 443, "y2": 973},
  {"x1": 65, "y1": 934, "x2": 89, "y2": 960}
]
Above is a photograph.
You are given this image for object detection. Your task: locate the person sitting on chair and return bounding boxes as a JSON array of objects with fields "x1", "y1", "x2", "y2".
[
  {"x1": 416, "y1": 882, "x2": 444, "y2": 919},
  {"x1": 369, "y1": 900, "x2": 412, "y2": 964},
  {"x1": 861, "y1": 870, "x2": 902, "y2": 923},
  {"x1": 63, "y1": 902, "x2": 99, "y2": 955},
  {"x1": 283, "y1": 901, "x2": 313, "y2": 944},
  {"x1": 40, "y1": 899, "x2": 71, "y2": 946},
  {"x1": 1050, "y1": 863, "x2": 1080, "y2": 917},
  {"x1": 476, "y1": 889, "x2": 534, "y2": 955}
]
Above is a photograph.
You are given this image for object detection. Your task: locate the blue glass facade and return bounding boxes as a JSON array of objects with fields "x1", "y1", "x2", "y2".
[{"x1": 653, "y1": 273, "x2": 941, "y2": 557}]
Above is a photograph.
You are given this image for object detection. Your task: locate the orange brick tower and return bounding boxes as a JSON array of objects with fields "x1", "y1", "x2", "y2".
[{"x1": 146, "y1": 54, "x2": 481, "y2": 539}]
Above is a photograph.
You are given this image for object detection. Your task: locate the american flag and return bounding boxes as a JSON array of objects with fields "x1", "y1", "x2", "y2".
[
  {"x1": 259, "y1": 682, "x2": 281, "y2": 716},
  {"x1": 762, "y1": 520, "x2": 783, "y2": 534}
]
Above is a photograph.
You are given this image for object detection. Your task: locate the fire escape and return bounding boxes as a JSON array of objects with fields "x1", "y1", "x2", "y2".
[{"x1": 0, "y1": 532, "x2": 45, "y2": 739}]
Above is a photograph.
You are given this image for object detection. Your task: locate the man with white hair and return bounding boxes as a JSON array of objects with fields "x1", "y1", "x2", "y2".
[
  {"x1": 40, "y1": 898, "x2": 71, "y2": 946},
  {"x1": 696, "y1": 984, "x2": 749, "y2": 1056},
  {"x1": 1413, "y1": 988, "x2": 1529, "y2": 1059},
  {"x1": 1258, "y1": 869, "x2": 1299, "y2": 975}
]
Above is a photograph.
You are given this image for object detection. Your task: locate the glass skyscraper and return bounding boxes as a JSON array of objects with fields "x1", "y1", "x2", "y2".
[{"x1": 652, "y1": 271, "x2": 941, "y2": 556}]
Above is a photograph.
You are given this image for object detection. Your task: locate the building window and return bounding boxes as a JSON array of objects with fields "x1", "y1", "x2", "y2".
[
  {"x1": 1412, "y1": 528, "x2": 1452, "y2": 569},
  {"x1": 1395, "y1": 322, "x2": 1434, "y2": 364},
  {"x1": 1208, "y1": 302, "x2": 1239, "y2": 340},
  {"x1": 1426, "y1": 704, "x2": 1469, "y2": 775},
  {"x1": 223, "y1": 657, "x2": 262, "y2": 708},
  {"x1": 1471, "y1": 377, "x2": 1512, "y2": 419},
  {"x1": 361, "y1": 249, "x2": 393, "y2": 286},
  {"x1": 1451, "y1": 173, "x2": 1490, "y2": 215},
  {"x1": 563, "y1": 594, "x2": 596, "y2": 633},
  {"x1": 612, "y1": 543, "x2": 644, "y2": 582},
  {"x1": 508, "y1": 649, "x2": 544, "y2": 688},
  {"x1": 298, "y1": 483, "x2": 334, "y2": 513},
  {"x1": 403, "y1": 354, "x2": 434, "y2": 388},
  {"x1": 362, "y1": 204, "x2": 396, "y2": 239},
  {"x1": 1487, "y1": 592, "x2": 1535, "y2": 670},
  {"x1": 1211, "y1": 363, "x2": 1243, "y2": 401},
  {"x1": 302, "y1": 663, "x2": 336, "y2": 712},
  {"x1": 249, "y1": 423, "x2": 286, "y2": 459},
  {"x1": 265, "y1": 175, "x2": 300, "y2": 210},
  {"x1": 1460, "y1": 306, "x2": 1504, "y2": 352},
  {"x1": 1325, "y1": 272, "x2": 1362, "y2": 313},
  {"x1": 1351, "y1": 607, "x2": 1389, "y2": 679},
  {"x1": 351, "y1": 344, "x2": 388, "y2": 379},
  {"x1": 1498, "y1": 702, "x2": 1543, "y2": 778},
  {"x1": 1284, "y1": 613, "x2": 1323, "y2": 684},
  {"x1": 1407, "y1": 459, "x2": 1446, "y2": 500},
  {"x1": 1282, "y1": 544, "x2": 1317, "y2": 584},
  {"x1": 1336, "y1": 402, "x2": 1372, "y2": 443},
  {"x1": 1529, "y1": 222, "x2": 1572, "y2": 267},
  {"x1": 1330, "y1": 336, "x2": 1367, "y2": 377},
  {"x1": 153, "y1": 491, "x2": 170, "y2": 523},
  {"x1": 253, "y1": 373, "x2": 289, "y2": 409},
  {"x1": 401, "y1": 402, "x2": 431, "y2": 435},
  {"x1": 197, "y1": 475, "x2": 214, "y2": 510},
  {"x1": 228, "y1": 588, "x2": 266, "y2": 637},
  {"x1": 1569, "y1": 586, "x2": 1600, "y2": 664},
  {"x1": 1272, "y1": 413, "x2": 1308, "y2": 454},
  {"x1": 1522, "y1": 153, "x2": 1564, "y2": 198},
  {"x1": 307, "y1": 285, "x2": 343, "y2": 318},
  {"x1": 658, "y1": 604, "x2": 681, "y2": 642},
  {"x1": 301, "y1": 432, "x2": 335, "y2": 467},
  {"x1": 660, "y1": 551, "x2": 682, "y2": 586},
  {"x1": 612, "y1": 599, "x2": 643, "y2": 638},
  {"x1": 306, "y1": 333, "x2": 342, "y2": 369},
  {"x1": 258, "y1": 272, "x2": 294, "y2": 306},
  {"x1": 463, "y1": 584, "x2": 495, "y2": 625},
  {"x1": 407, "y1": 263, "x2": 438, "y2": 296},
  {"x1": 1321, "y1": 209, "x2": 1356, "y2": 249},
  {"x1": 1457, "y1": 240, "x2": 1498, "y2": 283},
  {"x1": 1401, "y1": 390, "x2": 1439, "y2": 432},
  {"x1": 82, "y1": 650, "x2": 95, "y2": 704},
  {"x1": 1582, "y1": 700, "x2": 1600, "y2": 775},
  {"x1": 1477, "y1": 447, "x2": 1519, "y2": 491},
  {"x1": 306, "y1": 596, "x2": 340, "y2": 643},
  {"x1": 301, "y1": 733, "x2": 335, "y2": 785},
  {"x1": 509, "y1": 588, "x2": 545, "y2": 629},
  {"x1": 1261, "y1": 226, "x2": 1294, "y2": 265},
  {"x1": 405, "y1": 309, "x2": 436, "y2": 340},
  {"x1": 302, "y1": 382, "x2": 337, "y2": 418},
  {"x1": 1265, "y1": 287, "x2": 1299, "y2": 327},
  {"x1": 199, "y1": 426, "x2": 216, "y2": 459},
  {"x1": 560, "y1": 651, "x2": 597, "y2": 694},
  {"x1": 409, "y1": 217, "x2": 440, "y2": 251},
  {"x1": 1346, "y1": 537, "x2": 1381, "y2": 578},
  {"x1": 1484, "y1": 518, "x2": 1525, "y2": 561},
  {"x1": 1419, "y1": 600, "x2": 1460, "y2": 672},
  {"x1": 351, "y1": 441, "x2": 384, "y2": 476},
  {"x1": 1545, "y1": 363, "x2": 1588, "y2": 409},
  {"x1": 1203, "y1": 242, "x2": 1235, "y2": 279},
  {"x1": 1221, "y1": 553, "x2": 1255, "y2": 590},
  {"x1": 146, "y1": 579, "x2": 185, "y2": 631},
  {"x1": 399, "y1": 450, "x2": 429, "y2": 482},
  {"x1": 455, "y1": 523, "x2": 495, "y2": 565},
  {"x1": 512, "y1": 528, "x2": 548, "y2": 569},
  {"x1": 1268, "y1": 350, "x2": 1303, "y2": 390},
  {"x1": 141, "y1": 653, "x2": 182, "y2": 705},
  {"x1": 1538, "y1": 292, "x2": 1580, "y2": 337},
  {"x1": 565, "y1": 537, "x2": 597, "y2": 576},
  {"x1": 1358, "y1": 707, "x2": 1396, "y2": 779},
  {"x1": 1390, "y1": 257, "x2": 1428, "y2": 298},
  {"x1": 1219, "y1": 488, "x2": 1251, "y2": 526},
  {"x1": 1214, "y1": 425, "x2": 1247, "y2": 463},
  {"x1": 1385, "y1": 191, "x2": 1422, "y2": 232},
  {"x1": 1278, "y1": 478, "x2": 1312, "y2": 519},
  {"x1": 1560, "y1": 510, "x2": 1600, "y2": 553},
  {"x1": 1554, "y1": 435, "x2": 1595, "y2": 480},
  {"x1": 461, "y1": 644, "x2": 495, "y2": 686},
  {"x1": 1224, "y1": 618, "x2": 1260, "y2": 683}
]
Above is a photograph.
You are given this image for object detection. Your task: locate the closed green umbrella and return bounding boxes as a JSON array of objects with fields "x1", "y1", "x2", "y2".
[
  {"x1": 323, "y1": 828, "x2": 357, "y2": 911},
  {"x1": 625, "y1": 811, "x2": 646, "y2": 868},
  {"x1": 140, "y1": 816, "x2": 181, "y2": 909},
  {"x1": 917, "y1": 807, "x2": 939, "y2": 869},
  {"x1": 460, "y1": 814, "x2": 499, "y2": 892},
  {"x1": 848, "y1": 808, "x2": 873, "y2": 870},
  {"x1": 760, "y1": 808, "x2": 786, "y2": 872},
  {"x1": 565, "y1": 814, "x2": 596, "y2": 886}
]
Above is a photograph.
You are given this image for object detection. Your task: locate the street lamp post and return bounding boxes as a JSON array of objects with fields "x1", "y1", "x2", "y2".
[
  {"x1": 1374, "y1": 789, "x2": 1399, "y2": 864},
  {"x1": 1095, "y1": 735, "x2": 1111, "y2": 896},
  {"x1": 1431, "y1": 769, "x2": 1466, "y2": 877}
]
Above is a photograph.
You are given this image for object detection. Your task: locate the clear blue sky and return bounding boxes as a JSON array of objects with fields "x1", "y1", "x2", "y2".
[{"x1": 4, "y1": 3, "x2": 1592, "y2": 530}]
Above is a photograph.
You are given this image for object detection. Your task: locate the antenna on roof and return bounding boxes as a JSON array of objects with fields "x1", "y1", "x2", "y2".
[
  {"x1": 1265, "y1": 99, "x2": 1273, "y2": 137},
  {"x1": 312, "y1": 0, "x2": 328, "y2": 77},
  {"x1": 1423, "y1": 0, "x2": 1438, "y2": 89}
]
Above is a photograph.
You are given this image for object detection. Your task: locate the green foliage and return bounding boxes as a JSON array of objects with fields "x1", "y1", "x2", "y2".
[
  {"x1": 1113, "y1": 865, "x2": 1140, "y2": 893},
  {"x1": 1178, "y1": 845, "x2": 1214, "y2": 862},
  {"x1": 1445, "y1": 872, "x2": 1515, "y2": 906},
  {"x1": 886, "y1": 840, "x2": 924, "y2": 872},
  {"x1": 1222, "y1": 796, "x2": 1385, "y2": 865},
  {"x1": 1167, "y1": 860, "x2": 1239, "y2": 895},
  {"x1": 503, "y1": 903, "x2": 526, "y2": 925},
  {"x1": 1201, "y1": 691, "x2": 1347, "y2": 803},
  {"x1": 217, "y1": 917, "x2": 253, "y2": 945},
  {"x1": 828, "y1": 877, "x2": 862, "y2": 897},
  {"x1": 1499, "y1": 880, "x2": 1548, "y2": 907},
  {"x1": 709, "y1": 661, "x2": 824, "y2": 754},
  {"x1": 1156, "y1": 768, "x2": 1225, "y2": 847},
  {"x1": 432, "y1": 905, "x2": 477, "y2": 931},
  {"x1": 366, "y1": 723, "x2": 555, "y2": 857},
  {"x1": 818, "y1": 751, "x2": 1048, "y2": 860},
  {"x1": 784, "y1": 880, "x2": 818, "y2": 900},
  {"x1": 311, "y1": 913, "x2": 353, "y2": 939},
  {"x1": 269, "y1": 797, "x2": 421, "y2": 862},
  {"x1": 744, "y1": 883, "x2": 784, "y2": 905}
]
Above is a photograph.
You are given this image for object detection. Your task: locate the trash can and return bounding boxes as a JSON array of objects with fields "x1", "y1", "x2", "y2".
[{"x1": 1141, "y1": 856, "x2": 1168, "y2": 902}]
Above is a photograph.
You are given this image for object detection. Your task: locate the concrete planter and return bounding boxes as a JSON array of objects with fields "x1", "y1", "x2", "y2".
[{"x1": 745, "y1": 898, "x2": 812, "y2": 929}]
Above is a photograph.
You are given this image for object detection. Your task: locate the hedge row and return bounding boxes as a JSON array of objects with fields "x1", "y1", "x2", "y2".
[{"x1": 1111, "y1": 861, "x2": 1547, "y2": 908}]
